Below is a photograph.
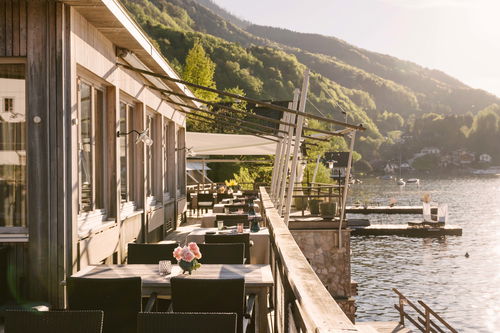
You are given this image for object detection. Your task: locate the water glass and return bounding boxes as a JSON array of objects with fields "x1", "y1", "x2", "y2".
[
  {"x1": 159, "y1": 260, "x2": 172, "y2": 276},
  {"x1": 237, "y1": 223, "x2": 244, "y2": 233},
  {"x1": 217, "y1": 220, "x2": 224, "y2": 230}
]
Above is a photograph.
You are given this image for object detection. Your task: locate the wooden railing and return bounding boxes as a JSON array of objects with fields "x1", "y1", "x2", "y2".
[
  {"x1": 393, "y1": 288, "x2": 457, "y2": 333},
  {"x1": 259, "y1": 186, "x2": 358, "y2": 332}
]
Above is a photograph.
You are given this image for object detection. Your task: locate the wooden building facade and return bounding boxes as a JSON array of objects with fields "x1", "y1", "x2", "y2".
[{"x1": 0, "y1": 0, "x2": 194, "y2": 306}]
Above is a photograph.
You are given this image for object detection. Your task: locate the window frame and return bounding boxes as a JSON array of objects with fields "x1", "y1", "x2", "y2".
[
  {"x1": 119, "y1": 99, "x2": 136, "y2": 204},
  {"x1": 0, "y1": 57, "x2": 28, "y2": 238},
  {"x1": 76, "y1": 76, "x2": 107, "y2": 215}
]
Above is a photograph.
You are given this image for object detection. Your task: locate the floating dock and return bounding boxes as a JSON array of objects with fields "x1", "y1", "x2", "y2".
[
  {"x1": 346, "y1": 205, "x2": 437, "y2": 214},
  {"x1": 351, "y1": 224, "x2": 462, "y2": 237}
]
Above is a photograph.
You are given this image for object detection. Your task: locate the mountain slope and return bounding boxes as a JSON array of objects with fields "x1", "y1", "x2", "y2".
[
  {"x1": 246, "y1": 25, "x2": 499, "y2": 114},
  {"x1": 120, "y1": 0, "x2": 500, "y2": 162}
]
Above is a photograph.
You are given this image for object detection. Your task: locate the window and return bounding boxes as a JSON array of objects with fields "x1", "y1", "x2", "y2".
[
  {"x1": 163, "y1": 120, "x2": 170, "y2": 197},
  {"x1": 145, "y1": 113, "x2": 155, "y2": 198},
  {"x1": 120, "y1": 102, "x2": 135, "y2": 203},
  {"x1": 78, "y1": 79, "x2": 106, "y2": 213},
  {"x1": 177, "y1": 127, "x2": 186, "y2": 195},
  {"x1": 4, "y1": 98, "x2": 14, "y2": 112},
  {"x1": 0, "y1": 64, "x2": 26, "y2": 227}
]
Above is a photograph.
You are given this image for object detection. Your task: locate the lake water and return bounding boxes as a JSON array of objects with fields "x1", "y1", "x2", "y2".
[{"x1": 348, "y1": 176, "x2": 500, "y2": 333}]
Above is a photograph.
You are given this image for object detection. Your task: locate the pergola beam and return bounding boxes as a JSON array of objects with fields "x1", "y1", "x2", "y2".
[
  {"x1": 154, "y1": 84, "x2": 344, "y2": 137},
  {"x1": 117, "y1": 62, "x2": 365, "y2": 131}
]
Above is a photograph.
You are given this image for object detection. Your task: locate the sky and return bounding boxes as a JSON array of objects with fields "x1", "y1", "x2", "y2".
[{"x1": 212, "y1": 0, "x2": 500, "y2": 97}]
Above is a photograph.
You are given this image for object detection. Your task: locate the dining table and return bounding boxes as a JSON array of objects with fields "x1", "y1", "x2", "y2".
[
  {"x1": 201, "y1": 212, "x2": 262, "y2": 228},
  {"x1": 71, "y1": 264, "x2": 273, "y2": 333},
  {"x1": 185, "y1": 227, "x2": 270, "y2": 264},
  {"x1": 213, "y1": 203, "x2": 261, "y2": 214}
]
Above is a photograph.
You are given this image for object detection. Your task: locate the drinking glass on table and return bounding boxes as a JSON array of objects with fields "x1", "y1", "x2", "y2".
[
  {"x1": 217, "y1": 220, "x2": 224, "y2": 230},
  {"x1": 237, "y1": 223, "x2": 244, "y2": 233},
  {"x1": 159, "y1": 260, "x2": 172, "y2": 276}
]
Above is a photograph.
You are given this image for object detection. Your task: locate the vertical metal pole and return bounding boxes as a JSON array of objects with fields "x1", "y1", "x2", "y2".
[
  {"x1": 277, "y1": 95, "x2": 299, "y2": 214},
  {"x1": 271, "y1": 114, "x2": 287, "y2": 201},
  {"x1": 338, "y1": 130, "x2": 356, "y2": 248},
  {"x1": 311, "y1": 154, "x2": 321, "y2": 184},
  {"x1": 284, "y1": 69, "x2": 310, "y2": 225},
  {"x1": 202, "y1": 159, "x2": 206, "y2": 189},
  {"x1": 275, "y1": 112, "x2": 291, "y2": 205}
]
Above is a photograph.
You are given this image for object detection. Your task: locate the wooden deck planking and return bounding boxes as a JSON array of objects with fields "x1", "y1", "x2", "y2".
[
  {"x1": 346, "y1": 206, "x2": 437, "y2": 214},
  {"x1": 356, "y1": 321, "x2": 413, "y2": 333},
  {"x1": 351, "y1": 224, "x2": 462, "y2": 237}
]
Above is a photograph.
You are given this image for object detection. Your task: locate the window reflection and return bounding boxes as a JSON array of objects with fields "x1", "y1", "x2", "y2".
[
  {"x1": 79, "y1": 82, "x2": 92, "y2": 211},
  {"x1": 0, "y1": 64, "x2": 26, "y2": 228}
]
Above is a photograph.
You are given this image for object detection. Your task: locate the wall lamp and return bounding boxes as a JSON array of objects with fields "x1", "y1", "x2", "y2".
[
  {"x1": 117, "y1": 128, "x2": 153, "y2": 146},
  {"x1": 176, "y1": 146, "x2": 196, "y2": 157}
]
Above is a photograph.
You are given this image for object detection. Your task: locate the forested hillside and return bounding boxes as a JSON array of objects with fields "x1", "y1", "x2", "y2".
[{"x1": 121, "y1": 0, "x2": 500, "y2": 167}]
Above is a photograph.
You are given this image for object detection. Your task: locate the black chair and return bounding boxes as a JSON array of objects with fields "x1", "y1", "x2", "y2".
[
  {"x1": 5, "y1": 310, "x2": 104, "y2": 333},
  {"x1": 205, "y1": 233, "x2": 251, "y2": 264},
  {"x1": 67, "y1": 277, "x2": 155, "y2": 333},
  {"x1": 170, "y1": 277, "x2": 254, "y2": 333},
  {"x1": 197, "y1": 193, "x2": 215, "y2": 216},
  {"x1": 216, "y1": 214, "x2": 249, "y2": 228},
  {"x1": 225, "y1": 204, "x2": 249, "y2": 213},
  {"x1": 197, "y1": 243, "x2": 245, "y2": 264},
  {"x1": 137, "y1": 312, "x2": 237, "y2": 333},
  {"x1": 127, "y1": 242, "x2": 179, "y2": 264},
  {"x1": 217, "y1": 192, "x2": 233, "y2": 203}
]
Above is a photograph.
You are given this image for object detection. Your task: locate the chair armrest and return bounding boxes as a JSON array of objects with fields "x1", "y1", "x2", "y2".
[
  {"x1": 144, "y1": 292, "x2": 158, "y2": 312},
  {"x1": 245, "y1": 293, "x2": 256, "y2": 319}
]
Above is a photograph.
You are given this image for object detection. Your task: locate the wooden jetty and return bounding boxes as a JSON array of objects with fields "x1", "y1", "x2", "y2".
[
  {"x1": 356, "y1": 321, "x2": 413, "y2": 333},
  {"x1": 346, "y1": 206, "x2": 437, "y2": 214},
  {"x1": 351, "y1": 224, "x2": 462, "y2": 237}
]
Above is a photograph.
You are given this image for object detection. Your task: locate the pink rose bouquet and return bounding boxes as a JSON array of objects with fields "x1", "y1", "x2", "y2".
[{"x1": 173, "y1": 243, "x2": 202, "y2": 274}]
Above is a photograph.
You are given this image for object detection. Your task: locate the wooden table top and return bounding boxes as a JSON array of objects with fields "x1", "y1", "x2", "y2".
[{"x1": 72, "y1": 264, "x2": 274, "y2": 288}]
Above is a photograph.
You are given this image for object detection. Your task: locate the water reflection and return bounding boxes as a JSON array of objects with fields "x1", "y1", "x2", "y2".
[{"x1": 350, "y1": 177, "x2": 500, "y2": 332}]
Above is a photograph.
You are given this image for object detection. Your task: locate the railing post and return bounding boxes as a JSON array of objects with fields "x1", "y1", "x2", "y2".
[
  {"x1": 399, "y1": 296, "x2": 405, "y2": 326},
  {"x1": 425, "y1": 307, "x2": 430, "y2": 333}
]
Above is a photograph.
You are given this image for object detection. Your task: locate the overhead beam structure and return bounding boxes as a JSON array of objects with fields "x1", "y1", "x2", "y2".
[{"x1": 119, "y1": 58, "x2": 362, "y2": 249}]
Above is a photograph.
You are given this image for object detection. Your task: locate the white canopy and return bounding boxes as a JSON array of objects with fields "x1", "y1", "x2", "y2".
[{"x1": 186, "y1": 132, "x2": 279, "y2": 156}]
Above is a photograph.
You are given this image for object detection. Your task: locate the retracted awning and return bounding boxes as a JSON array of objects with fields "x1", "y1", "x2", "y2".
[{"x1": 186, "y1": 132, "x2": 288, "y2": 156}]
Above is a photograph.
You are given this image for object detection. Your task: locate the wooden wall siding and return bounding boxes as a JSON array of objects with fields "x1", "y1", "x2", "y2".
[
  {"x1": 147, "y1": 207, "x2": 163, "y2": 233},
  {"x1": 78, "y1": 224, "x2": 119, "y2": 268},
  {"x1": 26, "y1": 1, "x2": 69, "y2": 306},
  {"x1": 71, "y1": 9, "x2": 185, "y2": 126},
  {"x1": 0, "y1": 0, "x2": 27, "y2": 57}
]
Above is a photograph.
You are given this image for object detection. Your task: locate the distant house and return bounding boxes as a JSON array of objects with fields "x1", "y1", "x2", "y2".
[
  {"x1": 479, "y1": 153, "x2": 492, "y2": 163},
  {"x1": 421, "y1": 147, "x2": 440, "y2": 155},
  {"x1": 384, "y1": 163, "x2": 397, "y2": 174}
]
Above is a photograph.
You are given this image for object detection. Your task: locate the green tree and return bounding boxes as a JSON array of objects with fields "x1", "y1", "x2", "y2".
[{"x1": 183, "y1": 40, "x2": 218, "y2": 102}]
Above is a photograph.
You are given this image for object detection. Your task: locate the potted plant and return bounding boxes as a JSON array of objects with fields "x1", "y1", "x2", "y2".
[
  {"x1": 173, "y1": 242, "x2": 202, "y2": 275},
  {"x1": 319, "y1": 201, "x2": 337, "y2": 219},
  {"x1": 294, "y1": 196, "x2": 308, "y2": 211},
  {"x1": 225, "y1": 179, "x2": 239, "y2": 192},
  {"x1": 308, "y1": 198, "x2": 322, "y2": 215}
]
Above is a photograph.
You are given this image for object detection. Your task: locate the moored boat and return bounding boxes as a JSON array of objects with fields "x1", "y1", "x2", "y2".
[{"x1": 406, "y1": 178, "x2": 420, "y2": 185}]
